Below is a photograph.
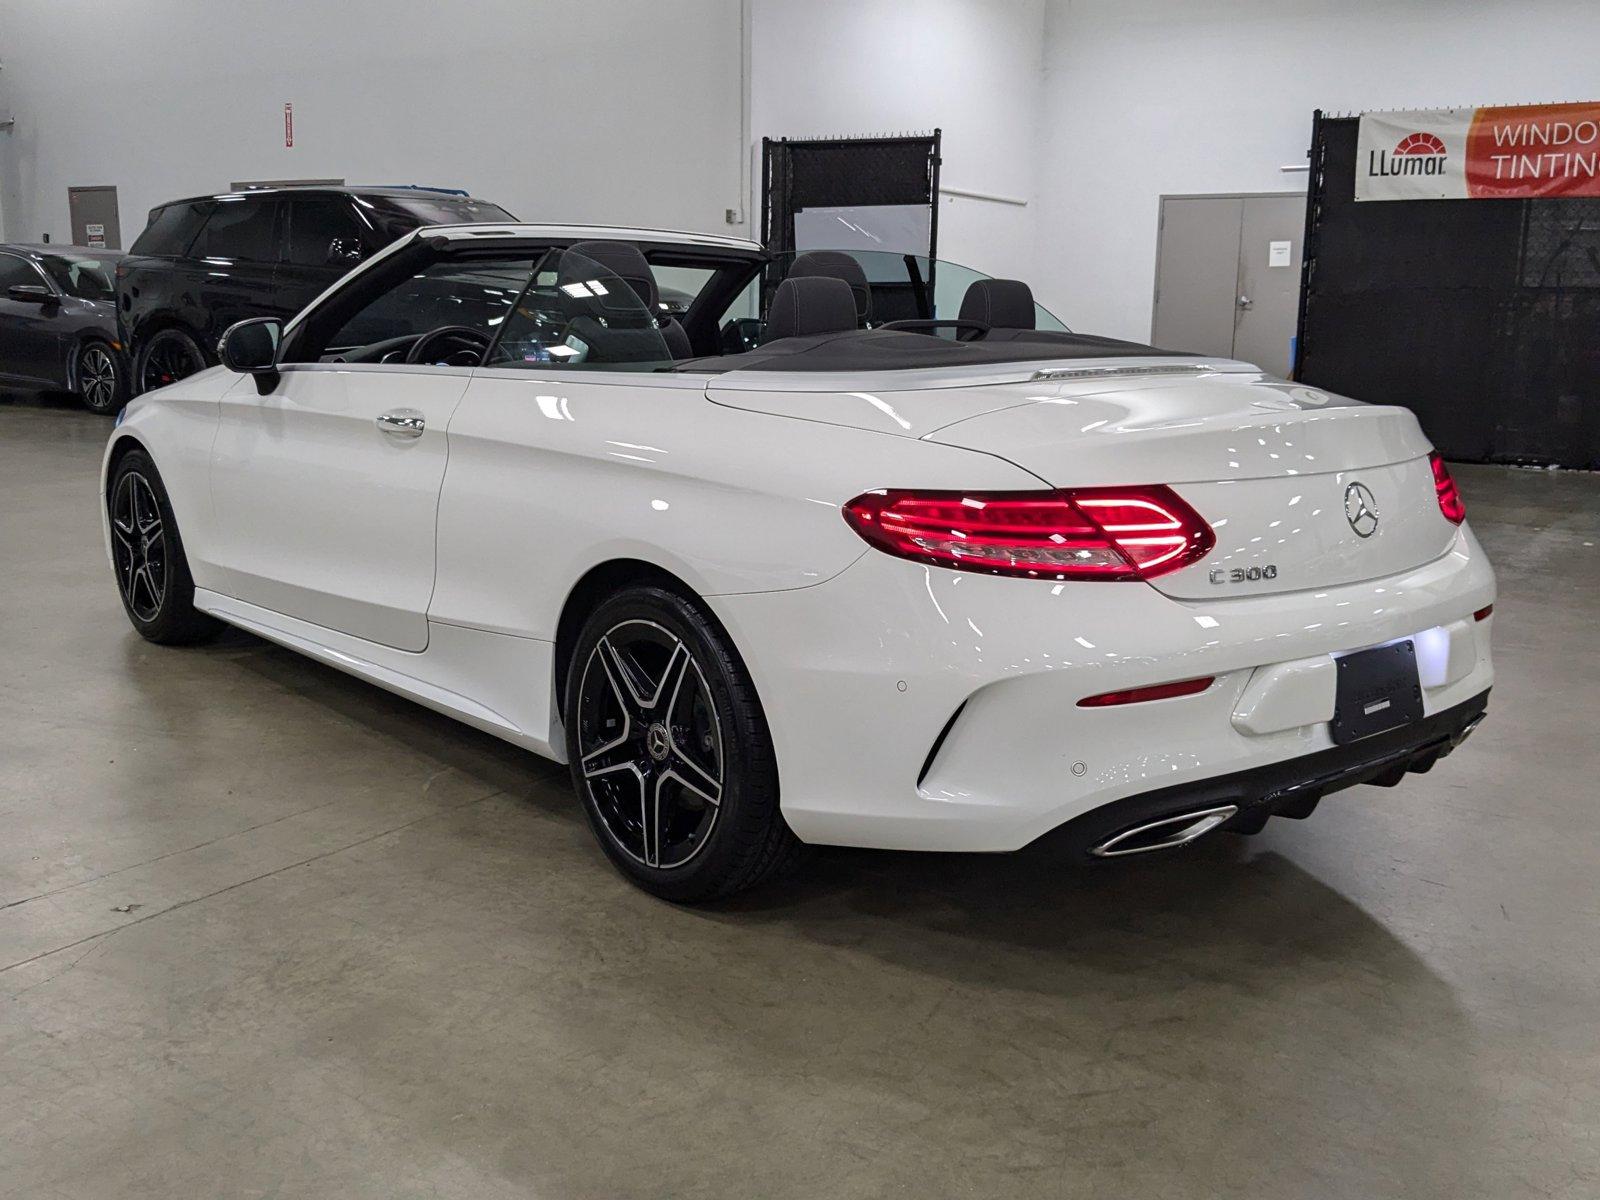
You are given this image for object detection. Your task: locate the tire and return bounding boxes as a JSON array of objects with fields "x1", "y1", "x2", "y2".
[
  {"x1": 107, "y1": 448, "x2": 219, "y2": 645},
  {"x1": 564, "y1": 585, "x2": 805, "y2": 902},
  {"x1": 75, "y1": 341, "x2": 125, "y2": 414},
  {"x1": 133, "y1": 327, "x2": 208, "y2": 396}
]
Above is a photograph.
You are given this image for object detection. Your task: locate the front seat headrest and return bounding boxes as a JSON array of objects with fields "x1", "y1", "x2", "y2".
[
  {"x1": 787, "y1": 250, "x2": 871, "y2": 324},
  {"x1": 764, "y1": 276, "x2": 858, "y2": 342},
  {"x1": 958, "y1": 278, "x2": 1036, "y2": 330},
  {"x1": 568, "y1": 240, "x2": 659, "y2": 309}
]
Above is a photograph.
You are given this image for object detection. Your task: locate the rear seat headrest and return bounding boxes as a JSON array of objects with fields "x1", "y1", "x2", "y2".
[
  {"x1": 568, "y1": 240, "x2": 660, "y2": 309},
  {"x1": 764, "y1": 276, "x2": 858, "y2": 342},
  {"x1": 787, "y1": 250, "x2": 871, "y2": 324},
  {"x1": 959, "y1": 278, "x2": 1036, "y2": 330}
]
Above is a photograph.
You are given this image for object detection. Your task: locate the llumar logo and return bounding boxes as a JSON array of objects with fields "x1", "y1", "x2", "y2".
[{"x1": 1369, "y1": 131, "x2": 1448, "y2": 178}]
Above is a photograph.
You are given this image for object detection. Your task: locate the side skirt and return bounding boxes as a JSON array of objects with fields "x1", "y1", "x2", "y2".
[{"x1": 192, "y1": 589, "x2": 565, "y2": 762}]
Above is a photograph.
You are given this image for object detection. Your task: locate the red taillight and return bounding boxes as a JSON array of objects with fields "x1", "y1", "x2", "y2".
[
  {"x1": 841, "y1": 486, "x2": 1215, "y2": 581},
  {"x1": 1430, "y1": 452, "x2": 1466, "y2": 524},
  {"x1": 1078, "y1": 676, "x2": 1215, "y2": 707},
  {"x1": 1474, "y1": 604, "x2": 1493, "y2": 622}
]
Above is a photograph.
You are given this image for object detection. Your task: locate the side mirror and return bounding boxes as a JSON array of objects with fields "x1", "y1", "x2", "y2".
[
  {"x1": 326, "y1": 237, "x2": 364, "y2": 267},
  {"x1": 218, "y1": 317, "x2": 282, "y2": 394},
  {"x1": 7, "y1": 283, "x2": 56, "y2": 305}
]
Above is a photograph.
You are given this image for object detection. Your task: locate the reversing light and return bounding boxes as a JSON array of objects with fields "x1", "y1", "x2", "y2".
[
  {"x1": 840, "y1": 485, "x2": 1215, "y2": 581},
  {"x1": 1430, "y1": 453, "x2": 1466, "y2": 524},
  {"x1": 1078, "y1": 677, "x2": 1216, "y2": 707}
]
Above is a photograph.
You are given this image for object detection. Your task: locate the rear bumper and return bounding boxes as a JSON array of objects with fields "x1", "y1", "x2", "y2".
[
  {"x1": 710, "y1": 524, "x2": 1495, "y2": 852},
  {"x1": 1031, "y1": 690, "x2": 1489, "y2": 860}
]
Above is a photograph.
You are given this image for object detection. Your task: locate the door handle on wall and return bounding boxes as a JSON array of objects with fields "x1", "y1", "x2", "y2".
[
  {"x1": 376, "y1": 409, "x2": 425, "y2": 438},
  {"x1": 1237, "y1": 294, "x2": 1253, "y2": 309}
]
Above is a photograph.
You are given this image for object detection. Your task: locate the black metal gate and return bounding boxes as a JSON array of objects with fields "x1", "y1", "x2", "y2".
[
  {"x1": 759, "y1": 131, "x2": 942, "y2": 260},
  {"x1": 1295, "y1": 111, "x2": 1600, "y2": 468}
]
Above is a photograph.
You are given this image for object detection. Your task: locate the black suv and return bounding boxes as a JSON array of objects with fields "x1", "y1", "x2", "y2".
[{"x1": 117, "y1": 186, "x2": 515, "y2": 393}]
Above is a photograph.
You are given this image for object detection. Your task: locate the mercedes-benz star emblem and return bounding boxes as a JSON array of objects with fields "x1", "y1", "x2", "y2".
[
  {"x1": 646, "y1": 722, "x2": 671, "y2": 762},
  {"x1": 1344, "y1": 481, "x2": 1380, "y2": 538}
]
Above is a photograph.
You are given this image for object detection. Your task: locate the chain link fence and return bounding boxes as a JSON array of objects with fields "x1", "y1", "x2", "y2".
[{"x1": 1297, "y1": 114, "x2": 1600, "y2": 468}]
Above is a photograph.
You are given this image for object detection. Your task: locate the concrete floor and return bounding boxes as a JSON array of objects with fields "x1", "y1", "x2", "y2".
[{"x1": 2, "y1": 394, "x2": 1597, "y2": 1199}]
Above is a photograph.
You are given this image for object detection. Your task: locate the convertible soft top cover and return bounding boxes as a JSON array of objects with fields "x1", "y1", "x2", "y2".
[{"x1": 679, "y1": 328, "x2": 1190, "y2": 373}]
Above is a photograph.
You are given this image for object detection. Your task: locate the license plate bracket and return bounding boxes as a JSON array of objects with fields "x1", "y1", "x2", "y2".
[{"x1": 1331, "y1": 640, "x2": 1423, "y2": 745}]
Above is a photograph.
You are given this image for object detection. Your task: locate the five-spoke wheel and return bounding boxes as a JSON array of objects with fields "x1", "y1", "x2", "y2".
[
  {"x1": 110, "y1": 469, "x2": 168, "y2": 622},
  {"x1": 565, "y1": 586, "x2": 803, "y2": 900},
  {"x1": 105, "y1": 449, "x2": 217, "y2": 645},
  {"x1": 576, "y1": 619, "x2": 726, "y2": 870}
]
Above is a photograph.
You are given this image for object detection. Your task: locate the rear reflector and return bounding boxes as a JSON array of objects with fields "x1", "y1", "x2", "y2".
[
  {"x1": 1430, "y1": 453, "x2": 1466, "y2": 524},
  {"x1": 841, "y1": 486, "x2": 1215, "y2": 581},
  {"x1": 1474, "y1": 604, "x2": 1493, "y2": 622},
  {"x1": 1077, "y1": 676, "x2": 1215, "y2": 708}
]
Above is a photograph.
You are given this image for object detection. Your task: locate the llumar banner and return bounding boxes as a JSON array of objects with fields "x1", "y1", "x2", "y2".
[{"x1": 1355, "y1": 102, "x2": 1600, "y2": 201}]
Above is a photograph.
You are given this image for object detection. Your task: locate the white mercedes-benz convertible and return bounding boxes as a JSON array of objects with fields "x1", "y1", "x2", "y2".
[{"x1": 102, "y1": 223, "x2": 1495, "y2": 900}]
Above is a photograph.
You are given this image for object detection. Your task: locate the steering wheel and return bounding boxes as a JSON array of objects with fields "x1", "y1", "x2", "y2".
[
  {"x1": 879, "y1": 318, "x2": 993, "y2": 342},
  {"x1": 405, "y1": 325, "x2": 494, "y2": 366}
]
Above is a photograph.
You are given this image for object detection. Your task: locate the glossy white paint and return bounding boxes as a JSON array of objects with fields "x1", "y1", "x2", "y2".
[
  {"x1": 208, "y1": 364, "x2": 473, "y2": 651},
  {"x1": 104, "y1": 225, "x2": 1496, "y2": 854},
  {"x1": 1231, "y1": 656, "x2": 1337, "y2": 737},
  {"x1": 712, "y1": 527, "x2": 1493, "y2": 850}
]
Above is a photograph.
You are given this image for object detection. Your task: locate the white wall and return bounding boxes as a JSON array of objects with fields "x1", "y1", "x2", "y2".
[
  {"x1": 1035, "y1": 0, "x2": 1600, "y2": 341},
  {"x1": 749, "y1": 0, "x2": 1044, "y2": 284},
  {"x1": 0, "y1": 0, "x2": 747, "y2": 246},
  {"x1": 7, "y1": 0, "x2": 1597, "y2": 341}
]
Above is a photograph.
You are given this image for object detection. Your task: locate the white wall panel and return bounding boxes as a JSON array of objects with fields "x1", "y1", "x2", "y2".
[
  {"x1": 1034, "y1": 0, "x2": 1600, "y2": 342},
  {"x1": 748, "y1": 0, "x2": 1044, "y2": 286},
  {"x1": 0, "y1": 0, "x2": 746, "y2": 245}
]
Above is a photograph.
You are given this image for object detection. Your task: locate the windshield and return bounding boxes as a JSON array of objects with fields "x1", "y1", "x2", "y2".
[
  {"x1": 303, "y1": 246, "x2": 672, "y2": 370},
  {"x1": 766, "y1": 248, "x2": 1068, "y2": 331},
  {"x1": 39, "y1": 254, "x2": 117, "y2": 300}
]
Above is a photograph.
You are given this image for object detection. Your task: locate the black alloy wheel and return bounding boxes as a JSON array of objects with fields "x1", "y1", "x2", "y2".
[
  {"x1": 110, "y1": 469, "x2": 168, "y2": 622},
  {"x1": 576, "y1": 619, "x2": 726, "y2": 870},
  {"x1": 106, "y1": 449, "x2": 218, "y2": 645},
  {"x1": 137, "y1": 329, "x2": 207, "y2": 394},
  {"x1": 565, "y1": 587, "x2": 804, "y2": 901},
  {"x1": 77, "y1": 343, "x2": 123, "y2": 413}
]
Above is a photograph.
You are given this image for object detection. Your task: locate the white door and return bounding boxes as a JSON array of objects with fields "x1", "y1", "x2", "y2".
[
  {"x1": 208, "y1": 363, "x2": 470, "y2": 651},
  {"x1": 205, "y1": 243, "x2": 548, "y2": 650}
]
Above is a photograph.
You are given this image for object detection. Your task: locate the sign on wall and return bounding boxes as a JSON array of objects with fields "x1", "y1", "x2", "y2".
[{"x1": 1355, "y1": 102, "x2": 1600, "y2": 201}]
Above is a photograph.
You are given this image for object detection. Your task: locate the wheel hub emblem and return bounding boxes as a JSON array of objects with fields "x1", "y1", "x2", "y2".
[
  {"x1": 646, "y1": 722, "x2": 671, "y2": 762},
  {"x1": 1344, "y1": 482, "x2": 1379, "y2": 538}
]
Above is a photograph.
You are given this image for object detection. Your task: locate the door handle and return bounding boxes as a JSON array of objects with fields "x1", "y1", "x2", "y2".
[
  {"x1": 1237, "y1": 294, "x2": 1253, "y2": 310},
  {"x1": 376, "y1": 409, "x2": 425, "y2": 438}
]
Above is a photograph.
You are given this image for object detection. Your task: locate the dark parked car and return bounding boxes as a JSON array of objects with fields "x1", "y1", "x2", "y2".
[
  {"x1": 116, "y1": 185, "x2": 515, "y2": 394},
  {"x1": 0, "y1": 244, "x2": 127, "y2": 413}
]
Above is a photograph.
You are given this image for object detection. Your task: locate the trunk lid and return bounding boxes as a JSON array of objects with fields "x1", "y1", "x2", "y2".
[{"x1": 922, "y1": 370, "x2": 1455, "y2": 598}]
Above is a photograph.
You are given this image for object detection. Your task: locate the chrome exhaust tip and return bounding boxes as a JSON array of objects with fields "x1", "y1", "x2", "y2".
[
  {"x1": 1089, "y1": 804, "x2": 1240, "y2": 858},
  {"x1": 1451, "y1": 712, "x2": 1487, "y2": 748}
]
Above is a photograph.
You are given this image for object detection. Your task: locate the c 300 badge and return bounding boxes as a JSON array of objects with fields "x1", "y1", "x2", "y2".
[{"x1": 1209, "y1": 564, "x2": 1278, "y2": 585}]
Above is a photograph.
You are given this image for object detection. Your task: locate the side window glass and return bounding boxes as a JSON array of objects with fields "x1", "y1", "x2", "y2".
[
  {"x1": 488, "y1": 249, "x2": 671, "y2": 370},
  {"x1": 130, "y1": 202, "x2": 210, "y2": 256},
  {"x1": 319, "y1": 254, "x2": 540, "y2": 362},
  {"x1": 287, "y1": 200, "x2": 364, "y2": 267},
  {"x1": 650, "y1": 264, "x2": 714, "y2": 320},
  {"x1": 0, "y1": 255, "x2": 41, "y2": 291},
  {"x1": 190, "y1": 199, "x2": 279, "y2": 262}
]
